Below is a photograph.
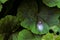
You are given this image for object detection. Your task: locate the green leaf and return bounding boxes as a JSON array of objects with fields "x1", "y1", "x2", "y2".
[
  {"x1": 0, "y1": 15, "x2": 20, "y2": 33},
  {"x1": 21, "y1": 18, "x2": 49, "y2": 34},
  {"x1": 17, "y1": 29, "x2": 34, "y2": 40},
  {"x1": 32, "y1": 35, "x2": 41, "y2": 40},
  {"x1": 42, "y1": 0, "x2": 60, "y2": 8},
  {"x1": 42, "y1": 33, "x2": 60, "y2": 40},
  {"x1": 9, "y1": 29, "x2": 42, "y2": 40},
  {"x1": 38, "y1": 6, "x2": 49, "y2": 21},
  {"x1": 57, "y1": 2, "x2": 60, "y2": 8},
  {"x1": 21, "y1": 7, "x2": 49, "y2": 34},
  {"x1": 8, "y1": 32, "x2": 18, "y2": 40},
  {"x1": 17, "y1": 0, "x2": 49, "y2": 34},
  {"x1": 38, "y1": 5, "x2": 60, "y2": 26},
  {"x1": 55, "y1": 35, "x2": 60, "y2": 40},
  {"x1": 46, "y1": 11, "x2": 60, "y2": 26},
  {"x1": 56, "y1": 0, "x2": 60, "y2": 8},
  {"x1": 20, "y1": 6, "x2": 50, "y2": 35},
  {"x1": 17, "y1": 0, "x2": 38, "y2": 21},
  {"x1": 50, "y1": 25, "x2": 59, "y2": 33},
  {"x1": 42, "y1": 0, "x2": 57, "y2": 7},
  {"x1": 42, "y1": 33, "x2": 54, "y2": 40},
  {"x1": 9, "y1": 29, "x2": 34, "y2": 40},
  {"x1": 0, "y1": 0, "x2": 7, "y2": 3}
]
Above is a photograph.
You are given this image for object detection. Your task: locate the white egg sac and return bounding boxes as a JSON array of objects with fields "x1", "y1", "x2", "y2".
[{"x1": 37, "y1": 21, "x2": 43, "y2": 31}]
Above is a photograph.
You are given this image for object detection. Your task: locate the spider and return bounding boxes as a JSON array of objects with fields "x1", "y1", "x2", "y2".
[{"x1": 37, "y1": 21, "x2": 44, "y2": 31}]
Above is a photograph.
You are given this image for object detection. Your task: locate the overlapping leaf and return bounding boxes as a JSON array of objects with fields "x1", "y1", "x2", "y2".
[
  {"x1": 0, "y1": 15, "x2": 20, "y2": 34},
  {"x1": 38, "y1": 6, "x2": 60, "y2": 26},
  {"x1": 17, "y1": 0, "x2": 50, "y2": 34},
  {"x1": 46, "y1": 10, "x2": 60, "y2": 26},
  {"x1": 42, "y1": 33, "x2": 54, "y2": 40},
  {"x1": 8, "y1": 29, "x2": 32, "y2": 40},
  {"x1": 21, "y1": 18, "x2": 49, "y2": 34},
  {"x1": 42, "y1": 0, "x2": 60, "y2": 8},
  {"x1": 32, "y1": 35, "x2": 41, "y2": 40},
  {"x1": 42, "y1": 0, "x2": 57, "y2": 7},
  {"x1": 9, "y1": 29, "x2": 42, "y2": 40},
  {"x1": 42, "y1": 33, "x2": 60, "y2": 40},
  {"x1": 9, "y1": 29, "x2": 60, "y2": 40},
  {"x1": 17, "y1": 29, "x2": 34, "y2": 40},
  {"x1": 56, "y1": 0, "x2": 60, "y2": 8},
  {"x1": 17, "y1": 0, "x2": 38, "y2": 21},
  {"x1": 37, "y1": 5, "x2": 60, "y2": 34},
  {"x1": 38, "y1": 6, "x2": 49, "y2": 21}
]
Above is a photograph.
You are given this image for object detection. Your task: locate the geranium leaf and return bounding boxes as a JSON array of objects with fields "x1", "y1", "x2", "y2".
[{"x1": 9, "y1": 29, "x2": 34, "y2": 40}]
